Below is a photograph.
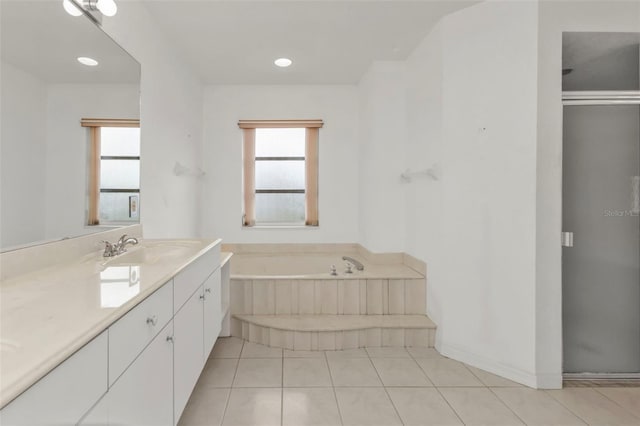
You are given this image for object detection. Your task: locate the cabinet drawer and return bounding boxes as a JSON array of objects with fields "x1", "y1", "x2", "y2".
[
  {"x1": 174, "y1": 245, "x2": 220, "y2": 312},
  {"x1": 0, "y1": 331, "x2": 107, "y2": 426},
  {"x1": 109, "y1": 281, "x2": 173, "y2": 386}
]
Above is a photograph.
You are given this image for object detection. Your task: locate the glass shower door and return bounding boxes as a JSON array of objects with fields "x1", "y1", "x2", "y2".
[{"x1": 562, "y1": 103, "x2": 640, "y2": 374}]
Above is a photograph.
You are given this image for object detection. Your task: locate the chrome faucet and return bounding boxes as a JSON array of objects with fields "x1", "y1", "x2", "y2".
[
  {"x1": 101, "y1": 234, "x2": 139, "y2": 257},
  {"x1": 116, "y1": 234, "x2": 138, "y2": 254},
  {"x1": 342, "y1": 256, "x2": 364, "y2": 271}
]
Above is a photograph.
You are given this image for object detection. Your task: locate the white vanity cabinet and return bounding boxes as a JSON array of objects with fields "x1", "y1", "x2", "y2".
[
  {"x1": 0, "y1": 242, "x2": 224, "y2": 426},
  {"x1": 0, "y1": 332, "x2": 108, "y2": 426},
  {"x1": 172, "y1": 248, "x2": 222, "y2": 423},
  {"x1": 173, "y1": 285, "x2": 205, "y2": 422},
  {"x1": 203, "y1": 270, "x2": 222, "y2": 356},
  {"x1": 104, "y1": 322, "x2": 175, "y2": 426}
]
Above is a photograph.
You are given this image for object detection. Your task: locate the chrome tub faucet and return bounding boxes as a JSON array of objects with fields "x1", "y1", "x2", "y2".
[{"x1": 342, "y1": 256, "x2": 364, "y2": 272}]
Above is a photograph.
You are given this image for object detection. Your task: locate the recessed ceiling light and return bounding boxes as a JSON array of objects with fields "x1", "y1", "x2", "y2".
[
  {"x1": 274, "y1": 58, "x2": 292, "y2": 68},
  {"x1": 77, "y1": 57, "x2": 99, "y2": 67}
]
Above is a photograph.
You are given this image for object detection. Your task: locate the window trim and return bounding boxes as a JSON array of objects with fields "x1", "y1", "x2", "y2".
[
  {"x1": 238, "y1": 119, "x2": 323, "y2": 227},
  {"x1": 82, "y1": 118, "x2": 141, "y2": 226}
]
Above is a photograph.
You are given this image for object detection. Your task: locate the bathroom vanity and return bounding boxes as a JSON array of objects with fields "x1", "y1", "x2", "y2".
[{"x1": 0, "y1": 235, "x2": 230, "y2": 426}]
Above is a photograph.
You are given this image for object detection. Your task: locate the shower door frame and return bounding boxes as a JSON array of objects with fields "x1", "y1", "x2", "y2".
[{"x1": 561, "y1": 89, "x2": 640, "y2": 381}]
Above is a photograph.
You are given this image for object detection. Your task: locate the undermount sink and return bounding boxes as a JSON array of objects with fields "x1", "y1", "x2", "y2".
[
  {"x1": 0, "y1": 339, "x2": 21, "y2": 354},
  {"x1": 102, "y1": 241, "x2": 202, "y2": 266}
]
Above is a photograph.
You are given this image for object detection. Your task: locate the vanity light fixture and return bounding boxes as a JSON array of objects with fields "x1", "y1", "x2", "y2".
[
  {"x1": 63, "y1": 0, "x2": 118, "y2": 17},
  {"x1": 77, "y1": 56, "x2": 99, "y2": 66},
  {"x1": 63, "y1": 0, "x2": 83, "y2": 16},
  {"x1": 274, "y1": 58, "x2": 293, "y2": 68},
  {"x1": 95, "y1": 0, "x2": 117, "y2": 17}
]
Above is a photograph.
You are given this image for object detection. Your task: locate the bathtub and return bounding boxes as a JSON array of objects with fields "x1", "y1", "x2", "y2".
[{"x1": 230, "y1": 252, "x2": 423, "y2": 280}]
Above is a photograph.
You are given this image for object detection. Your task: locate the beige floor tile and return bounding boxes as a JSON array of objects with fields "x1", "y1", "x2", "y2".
[
  {"x1": 335, "y1": 387, "x2": 402, "y2": 426},
  {"x1": 365, "y1": 347, "x2": 411, "y2": 358},
  {"x1": 547, "y1": 388, "x2": 640, "y2": 426},
  {"x1": 222, "y1": 388, "x2": 282, "y2": 426},
  {"x1": 178, "y1": 386, "x2": 230, "y2": 426},
  {"x1": 466, "y1": 365, "x2": 522, "y2": 387},
  {"x1": 406, "y1": 347, "x2": 443, "y2": 359},
  {"x1": 387, "y1": 387, "x2": 463, "y2": 426},
  {"x1": 210, "y1": 337, "x2": 244, "y2": 359},
  {"x1": 284, "y1": 358, "x2": 332, "y2": 387},
  {"x1": 233, "y1": 358, "x2": 282, "y2": 387},
  {"x1": 328, "y1": 358, "x2": 383, "y2": 387},
  {"x1": 284, "y1": 349, "x2": 325, "y2": 358},
  {"x1": 439, "y1": 387, "x2": 524, "y2": 425},
  {"x1": 241, "y1": 341, "x2": 283, "y2": 358},
  {"x1": 370, "y1": 358, "x2": 433, "y2": 387},
  {"x1": 283, "y1": 387, "x2": 342, "y2": 426},
  {"x1": 416, "y1": 358, "x2": 483, "y2": 387},
  {"x1": 325, "y1": 348, "x2": 369, "y2": 359},
  {"x1": 197, "y1": 358, "x2": 238, "y2": 388},
  {"x1": 492, "y1": 387, "x2": 585, "y2": 425},
  {"x1": 597, "y1": 388, "x2": 640, "y2": 419}
]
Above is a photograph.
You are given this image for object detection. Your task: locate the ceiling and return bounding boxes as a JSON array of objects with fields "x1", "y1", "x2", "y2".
[
  {"x1": 1, "y1": 0, "x2": 140, "y2": 84},
  {"x1": 143, "y1": 1, "x2": 477, "y2": 85}
]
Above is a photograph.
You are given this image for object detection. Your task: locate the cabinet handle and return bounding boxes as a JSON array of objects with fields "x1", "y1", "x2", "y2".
[
  {"x1": 146, "y1": 315, "x2": 158, "y2": 326},
  {"x1": 205, "y1": 288, "x2": 212, "y2": 293},
  {"x1": 199, "y1": 294, "x2": 206, "y2": 301},
  {"x1": 166, "y1": 336, "x2": 174, "y2": 343}
]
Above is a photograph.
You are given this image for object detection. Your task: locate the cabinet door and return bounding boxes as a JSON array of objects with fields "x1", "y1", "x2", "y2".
[
  {"x1": 0, "y1": 332, "x2": 107, "y2": 426},
  {"x1": 203, "y1": 269, "x2": 222, "y2": 357},
  {"x1": 173, "y1": 286, "x2": 204, "y2": 424},
  {"x1": 107, "y1": 322, "x2": 174, "y2": 426}
]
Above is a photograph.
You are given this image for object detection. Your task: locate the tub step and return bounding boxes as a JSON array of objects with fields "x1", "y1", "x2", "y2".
[{"x1": 232, "y1": 314, "x2": 436, "y2": 350}]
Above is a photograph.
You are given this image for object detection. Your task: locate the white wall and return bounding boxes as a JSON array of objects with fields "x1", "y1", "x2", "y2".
[
  {"x1": 358, "y1": 62, "x2": 407, "y2": 253},
  {"x1": 200, "y1": 85, "x2": 359, "y2": 244},
  {"x1": 535, "y1": 0, "x2": 640, "y2": 387},
  {"x1": 0, "y1": 63, "x2": 47, "y2": 248},
  {"x1": 101, "y1": 2, "x2": 204, "y2": 239},
  {"x1": 401, "y1": 1, "x2": 542, "y2": 387},
  {"x1": 44, "y1": 84, "x2": 139, "y2": 240},
  {"x1": 404, "y1": 24, "x2": 444, "y2": 327}
]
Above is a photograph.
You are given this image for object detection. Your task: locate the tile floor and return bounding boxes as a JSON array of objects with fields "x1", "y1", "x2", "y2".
[{"x1": 178, "y1": 337, "x2": 640, "y2": 426}]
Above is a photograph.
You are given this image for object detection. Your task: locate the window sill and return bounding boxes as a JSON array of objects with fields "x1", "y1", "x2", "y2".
[{"x1": 242, "y1": 225, "x2": 319, "y2": 230}]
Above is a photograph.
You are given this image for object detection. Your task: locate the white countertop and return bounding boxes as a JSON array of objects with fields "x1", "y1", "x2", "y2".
[{"x1": 0, "y1": 238, "x2": 221, "y2": 409}]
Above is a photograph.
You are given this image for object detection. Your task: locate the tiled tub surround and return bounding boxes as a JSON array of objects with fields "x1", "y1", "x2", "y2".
[
  {"x1": 228, "y1": 244, "x2": 434, "y2": 350},
  {"x1": 0, "y1": 230, "x2": 221, "y2": 410}
]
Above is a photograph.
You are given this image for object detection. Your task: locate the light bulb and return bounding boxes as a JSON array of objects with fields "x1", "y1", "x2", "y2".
[
  {"x1": 274, "y1": 58, "x2": 292, "y2": 68},
  {"x1": 78, "y1": 57, "x2": 99, "y2": 67},
  {"x1": 63, "y1": 0, "x2": 83, "y2": 16},
  {"x1": 96, "y1": 0, "x2": 117, "y2": 17}
]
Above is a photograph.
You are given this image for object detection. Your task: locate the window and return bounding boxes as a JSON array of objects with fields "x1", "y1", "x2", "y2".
[
  {"x1": 82, "y1": 118, "x2": 141, "y2": 225},
  {"x1": 238, "y1": 119, "x2": 323, "y2": 227}
]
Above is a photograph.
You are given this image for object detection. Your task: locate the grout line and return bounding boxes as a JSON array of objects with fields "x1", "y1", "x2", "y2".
[
  {"x1": 543, "y1": 389, "x2": 592, "y2": 425},
  {"x1": 368, "y1": 350, "x2": 405, "y2": 424},
  {"x1": 486, "y1": 386, "x2": 528, "y2": 425},
  {"x1": 219, "y1": 339, "x2": 243, "y2": 425},
  {"x1": 407, "y1": 349, "x2": 466, "y2": 426},
  {"x1": 325, "y1": 350, "x2": 346, "y2": 426},
  {"x1": 593, "y1": 387, "x2": 640, "y2": 422}
]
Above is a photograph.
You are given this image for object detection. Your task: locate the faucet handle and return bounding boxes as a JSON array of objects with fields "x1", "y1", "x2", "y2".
[
  {"x1": 345, "y1": 263, "x2": 353, "y2": 274},
  {"x1": 101, "y1": 240, "x2": 115, "y2": 257},
  {"x1": 330, "y1": 265, "x2": 337, "y2": 276}
]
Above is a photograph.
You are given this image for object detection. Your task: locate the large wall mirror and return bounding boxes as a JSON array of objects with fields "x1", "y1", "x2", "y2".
[{"x1": 1, "y1": 1, "x2": 141, "y2": 251}]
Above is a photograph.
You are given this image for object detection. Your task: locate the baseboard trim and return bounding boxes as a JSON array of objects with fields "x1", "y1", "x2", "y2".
[{"x1": 437, "y1": 341, "x2": 562, "y2": 389}]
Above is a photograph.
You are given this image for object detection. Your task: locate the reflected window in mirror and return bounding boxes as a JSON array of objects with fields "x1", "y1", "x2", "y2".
[{"x1": 82, "y1": 119, "x2": 140, "y2": 225}]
